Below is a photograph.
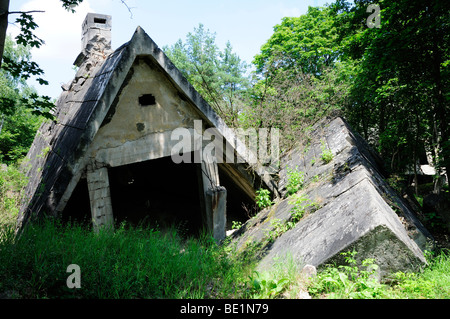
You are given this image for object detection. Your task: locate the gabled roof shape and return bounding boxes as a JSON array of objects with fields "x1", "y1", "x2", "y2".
[{"x1": 18, "y1": 26, "x2": 276, "y2": 228}]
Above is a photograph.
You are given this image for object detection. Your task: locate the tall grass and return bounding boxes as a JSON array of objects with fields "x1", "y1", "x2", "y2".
[
  {"x1": 0, "y1": 220, "x2": 253, "y2": 299},
  {"x1": 1, "y1": 219, "x2": 449, "y2": 299},
  {"x1": 0, "y1": 164, "x2": 27, "y2": 227},
  {"x1": 1, "y1": 163, "x2": 449, "y2": 299}
]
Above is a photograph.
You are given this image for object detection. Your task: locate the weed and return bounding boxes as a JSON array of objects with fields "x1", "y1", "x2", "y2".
[
  {"x1": 265, "y1": 195, "x2": 319, "y2": 243},
  {"x1": 266, "y1": 219, "x2": 285, "y2": 243},
  {"x1": 308, "y1": 250, "x2": 387, "y2": 299},
  {"x1": 232, "y1": 220, "x2": 243, "y2": 230},
  {"x1": 285, "y1": 166, "x2": 305, "y2": 196},
  {"x1": 289, "y1": 194, "x2": 309, "y2": 223},
  {"x1": 246, "y1": 271, "x2": 290, "y2": 298},
  {"x1": 320, "y1": 139, "x2": 333, "y2": 164},
  {"x1": 255, "y1": 188, "x2": 273, "y2": 209},
  {"x1": 245, "y1": 254, "x2": 309, "y2": 299}
]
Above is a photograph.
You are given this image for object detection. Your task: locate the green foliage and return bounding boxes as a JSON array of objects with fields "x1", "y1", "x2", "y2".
[
  {"x1": 247, "y1": 6, "x2": 350, "y2": 151},
  {"x1": 308, "y1": 249, "x2": 450, "y2": 299},
  {"x1": 255, "y1": 188, "x2": 273, "y2": 209},
  {"x1": 231, "y1": 220, "x2": 242, "y2": 230},
  {"x1": 266, "y1": 218, "x2": 285, "y2": 243},
  {"x1": 308, "y1": 251, "x2": 388, "y2": 299},
  {"x1": 246, "y1": 271, "x2": 290, "y2": 299},
  {"x1": 0, "y1": 210, "x2": 448, "y2": 299},
  {"x1": 289, "y1": 194, "x2": 310, "y2": 223},
  {"x1": 387, "y1": 250, "x2": 450, "y2": 299},
  {"x1": 424, "y1": 212, "x2": 445, "y2": 229},
  {"x1": 335, "y1": 0, "x2": 450, "y2": 177},
  {"x1": 0, "y1": 36, "x2": 46, "y2": 163},
  {"x1": 1, "y1": 15, "x2": 55, "y2": 119},
  {"x1": 0, "y1": 104, "x2": 44, "y2": 163},
  {"x1": 0, "y1": 220, "x2": 253, "y2": 299},
  {"x1": 285, "y1": 166, "x2": 305, "y2": 196},
  {"x1": 0, "y1": 164, "x2": 27, "y2": 226},
  {"x1": 266, "y1": 194, "x2": 319, "y2": 243},
  {"x1": 163, "y1": 24, "x2": 249, "y2": 127},
  {"x1": 244, "y1": 254, "x2": 306, "y2": 299},
  {"x1": 320, "y1": 140, "x2": 333, "y2": 164},
  {"x1": 253, "y1": 6, "x2": 340, "y2": 77},
  {"x1": 60, "y1": 0, "x2": 84, "y2": 12}
]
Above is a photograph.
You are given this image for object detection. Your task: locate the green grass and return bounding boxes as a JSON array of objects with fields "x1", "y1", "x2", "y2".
[
  {"x1": 0, "y1": 219, "x2": 449, "y2": 299},
  {"x1": 0, "y1": 164, "x2": 27, "y2": 226},
  {"x1": 1, "y1": 164, "x2": 449, "y2": 299},
  {"x1": 0, "y1": 220, "x2": 255, "y2": 299}
]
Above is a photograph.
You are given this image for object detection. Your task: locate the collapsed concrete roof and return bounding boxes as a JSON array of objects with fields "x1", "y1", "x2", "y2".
[
  {"x1": 230, "y1": 117, "x2": 434, "y2": 277},
  {"x1": 18, "y1": 14, "x2": 276, "y2": 237}
]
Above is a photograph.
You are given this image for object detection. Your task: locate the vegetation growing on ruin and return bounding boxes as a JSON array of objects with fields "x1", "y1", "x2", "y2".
[{"x1": 0, "y1": 0, "x2": 449, "y2": 300}]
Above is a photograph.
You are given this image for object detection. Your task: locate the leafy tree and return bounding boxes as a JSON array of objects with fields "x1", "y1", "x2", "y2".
[
  {"x1": 246, "y1": 6, "x2": 349, "y2": 151},
  {"x1": 335, "y1": 0, "x2": 450, "y2": 188},
  {"x1": 0, "y1": 0, "x2": 86, "y2": 120},
  {"x1": 163, "y1": 24, "x2": 250, "y2": 126},
  {"x1": 253, "y1": 6, "x2": 341, "y2": 79},
  {"x1": 0, "y1": 35, "x2": 44, "y2": 164}
]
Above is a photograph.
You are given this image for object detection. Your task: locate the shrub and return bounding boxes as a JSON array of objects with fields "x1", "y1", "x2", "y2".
[
  {"x1": 320, "y1": 140, "x2": 333, "y2": 164},
  {"x1": 285, "y1": 166, "x2": 305, "y2": 196},
  {"x1": 255, "y1": 188, "x2": 273, "y2": 209}
]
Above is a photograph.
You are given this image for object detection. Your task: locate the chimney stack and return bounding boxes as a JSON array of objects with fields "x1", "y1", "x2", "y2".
[{"x1": 74, "y1": 13, "x2": 112, "y2": 67}]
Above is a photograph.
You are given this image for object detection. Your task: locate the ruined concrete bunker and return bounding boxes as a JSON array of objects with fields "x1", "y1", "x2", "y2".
[
  {"x1": 18, "y1": 13, "x2": 434, "y2": 277},
  {"x1": 18, "y1": 13, "x2": 276, "y2": 241}
]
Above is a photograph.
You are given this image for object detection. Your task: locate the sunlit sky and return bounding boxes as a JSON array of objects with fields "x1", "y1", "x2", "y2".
[{"x1": 7, "y1": 0, "x2": 330, "y2": 99}]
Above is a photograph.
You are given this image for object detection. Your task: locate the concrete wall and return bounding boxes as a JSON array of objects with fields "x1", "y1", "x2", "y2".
[{"x1": 88, "y1": 57, "x2": 202, "y2": 167}]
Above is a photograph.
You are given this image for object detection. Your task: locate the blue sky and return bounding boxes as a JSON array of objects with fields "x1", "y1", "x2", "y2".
[{"x1": 8, "y1": 0, "x2": 330, "y2": 100}]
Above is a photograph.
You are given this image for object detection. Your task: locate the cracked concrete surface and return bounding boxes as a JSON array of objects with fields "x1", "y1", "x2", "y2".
[{"x1": 231, "y1": 117, "x2": 434, "y2": 278}]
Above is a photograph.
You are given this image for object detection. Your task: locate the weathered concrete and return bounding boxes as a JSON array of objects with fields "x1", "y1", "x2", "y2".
[
  {"x1": 86, "y1": 165, "x2": 113, "y2": 231},
  {"x1": 18, "y1": 14, "x2": 274, "y2": 236},
  {"x1": 199, "y1": 152, "x2": 227, "y2": 241},
  {"x1": 205, "y1": 186, "x2": 227, "y2": 242},
  {"x1": 231, "y1": 117, "x2": 434, "y2": 278}
]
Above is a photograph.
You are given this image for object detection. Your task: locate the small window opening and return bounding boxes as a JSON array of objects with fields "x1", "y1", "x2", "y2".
[
  {"x1": 139, "y1": 94, "x2": 156, "y2": 106},
  {"x1": 94, "y1": 17, "x2": 107, "y2": 24}
]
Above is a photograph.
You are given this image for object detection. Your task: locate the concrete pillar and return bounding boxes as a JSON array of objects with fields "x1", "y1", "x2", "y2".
[
  {"x1": 205, "y1": 186, "x2": 227, "y2": 242},
  {"x1": 200, "y1": 153, "x2": 227, "y2": 242},
  {"x1": 86, "y1": 165, "x2": 114, "y2": 231}
]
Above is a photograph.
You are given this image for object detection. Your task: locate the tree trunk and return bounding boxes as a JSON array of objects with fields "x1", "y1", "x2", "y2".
[{"x1": 0, "y1": 0, "x2": 10, "y2": 68}]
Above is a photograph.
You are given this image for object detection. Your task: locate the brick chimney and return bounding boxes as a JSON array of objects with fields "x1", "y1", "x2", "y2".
[{"x1": 74, "y1": 13, "x2": 112, "y2": 67}]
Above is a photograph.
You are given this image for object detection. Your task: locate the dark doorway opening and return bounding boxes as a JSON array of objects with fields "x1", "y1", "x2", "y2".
[
  {"x1": 62, "y1": 177, "x2": 92, "y2": 228},
  {"x1": 218, "y1": 166, "x2": 256, "y2": 231},
  {"x1": 61, "y1": 154, "x2": 257, "y2": 237},
  {"x1": 108, "y1": 155, "x2": 203, "y2": 237}
]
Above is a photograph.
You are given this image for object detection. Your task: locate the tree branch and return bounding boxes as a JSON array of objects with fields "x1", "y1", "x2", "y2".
[
  {"x1": 119, "y1": 0, "x2": 134, "y2": 19},
  {"x1": 0, "y1": 10, "x2": 45, "y2": 16}
]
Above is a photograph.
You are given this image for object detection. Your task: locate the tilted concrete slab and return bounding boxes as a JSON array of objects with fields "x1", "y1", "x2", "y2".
[{"x1": 231, "y1": 117, "x2": 433, "y2": 278}]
